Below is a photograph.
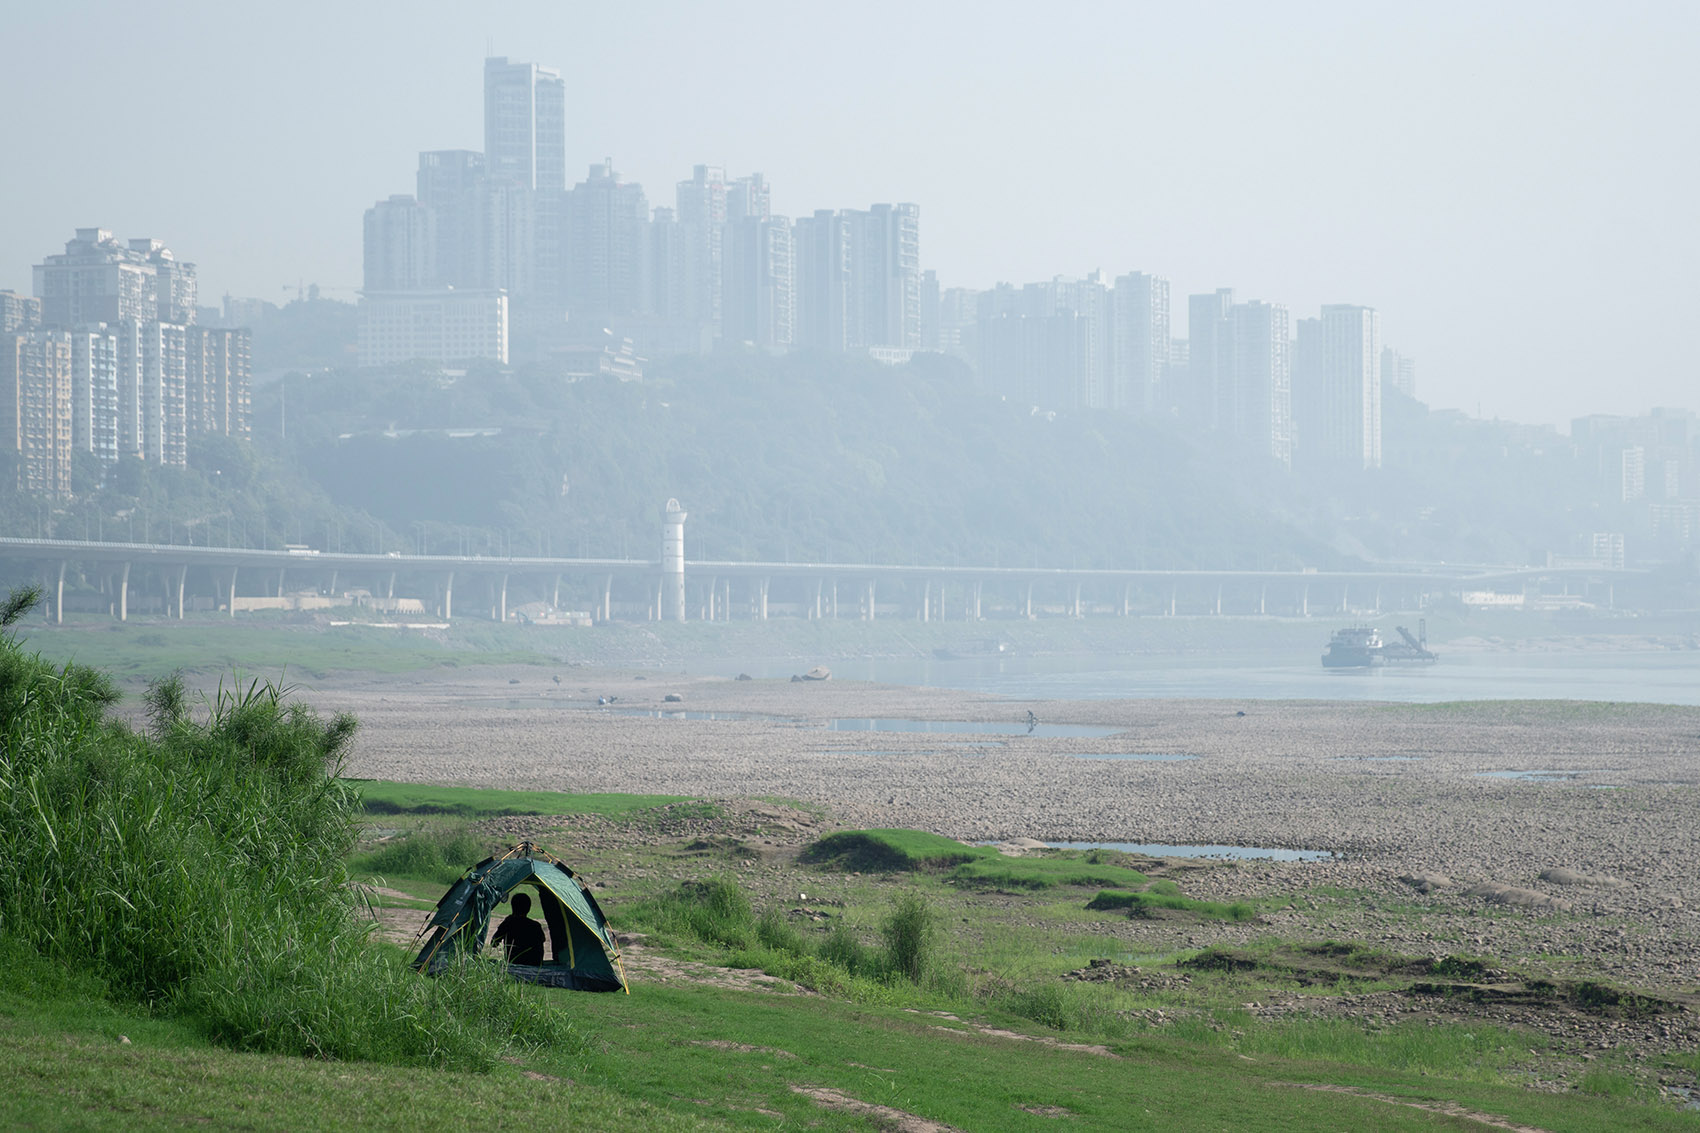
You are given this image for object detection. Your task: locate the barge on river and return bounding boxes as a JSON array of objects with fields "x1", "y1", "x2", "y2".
[{"x1": 1322, "y1": 620, "x2": 1439, "y2": 669}]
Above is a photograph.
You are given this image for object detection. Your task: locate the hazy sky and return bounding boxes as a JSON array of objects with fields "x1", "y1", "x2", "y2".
[{"x1": 4, "y1": 1, "x2": 1695, "y2": 425}]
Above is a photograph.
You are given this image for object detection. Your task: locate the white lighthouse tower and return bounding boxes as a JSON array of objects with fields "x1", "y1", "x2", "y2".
[{"x1": 662, "y1": 498, "x2": 687, "y2": 622}]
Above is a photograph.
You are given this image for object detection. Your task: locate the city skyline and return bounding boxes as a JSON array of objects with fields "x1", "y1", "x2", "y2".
[{"x1": 2, "y1": 1, "x2": 1695, "y2": 426}]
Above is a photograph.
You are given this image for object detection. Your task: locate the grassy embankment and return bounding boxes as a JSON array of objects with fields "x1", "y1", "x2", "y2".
[{"x1": 339, "y1": 791, "x2": 1698, "y2": 1131}]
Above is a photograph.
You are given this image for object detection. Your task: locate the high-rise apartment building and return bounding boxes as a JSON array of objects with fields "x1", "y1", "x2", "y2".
[
  {"x1": 1110, "y1": 272, "x2": 1170, "y2": 413},
  {"x1": 723, "y1": 212, "x2": 794, "y2": 352},
  {"x1": 794, "y1": 204, "x2": 920, "y2": 354},
  {"x1": 562, "y1": 162, "x2": 651, "y2": 326},
  {"x1": 0, "y1": 291, "x2": 41, "y2": 335},
  {"x1": 68, "y1": 324, "x2": 119, "y2": 465},
  {"x1": 793, "y1": 210, "x2": 851, "y2": 351},
  {"x1": 676, "y1": 165, "x2": 728, "y2": 337},
  {"x1": 483, "y1": 57, "x2": 566, "y2": 192},
  {"x1": 186, "y1": 326, "x2": 252, "y2": 439},
  {"x1": 1, "y1": 329, "x2": 74, "y2": 496},
  {"x1": 416, "y1": 150, "x2": 484, "y2": 289},
  {"x1": 363, "y1": 195, "x2": 436, "y2": 292},
  {"x1": 34, "y1": 229, "x2": 196, "y2": 328},
  {"x1": 1294, "y1": 304, "x2": 1382, "y2": 470},
  {"x1": 1186, "y1": 289, "x2": 1235, "y2": 429},
  {"x1": 1228, "y1": 300, "x2": 1291, "y2": 468},
  {"x1": 847, "y1": 204, "x2": 921, "y2": 351},
  {"x1": 1381, "y1": 346, "x2": 1416, "y2": 399}
]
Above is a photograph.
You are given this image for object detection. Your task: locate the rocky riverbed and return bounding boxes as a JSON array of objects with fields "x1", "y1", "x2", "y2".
[{"x1": 318, "y1": 665, "x2": 1700, "y2": 996}]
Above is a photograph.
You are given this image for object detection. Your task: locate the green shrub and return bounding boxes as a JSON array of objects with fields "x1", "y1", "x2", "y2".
[
  {"x1": 882, "y1": 892, "x2": 936, "y2": 984},
  {"x1": 0, "y1": 586, "x2": 566, "y2": 1068},
  {"x1": 632, "y1": 877, "x2": 755, "y2": 949},
  {"x1": 819, "y1": 923, "x2": 880, "y2": 978},
  {"x1": 755, "y1": 906, "x2": 809, "y2": 956},
  {"x1": 350, "y1": 826, "x2": 488, "y2": 885}
]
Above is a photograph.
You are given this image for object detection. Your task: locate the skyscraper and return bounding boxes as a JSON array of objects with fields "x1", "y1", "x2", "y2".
[
  {"x1": 1228, "y1": 300, "x2": 1291, "y2": 468},
  {"x1": 563, "y1": 162, "x2": 651, "y2": 325},
  {"x1": 416, "y1": 150, "x2": 484, "y2": 289},
  {"x1": 1186, "y1": 289, "x2": 1234, "y2": 429},
  {"x1": 482, "y1": 57, "x2": 566, "y2": 191},
  {"x1": 1294, "y1": 304, "x2": 1382, "y2": 470},
  {"x1": 723, "y1": 212, "x2": 794, "y2": 352},
  {"x1": 676, "y1": 165, "x2": 728, "y2": 337},
  {"x1": 1, "y1": 329, "x2": 73, "y2": 496},
  {"x1": 793, "y1": 210, "x2": 850, "y2": 351},
  {"x1": 846, "y1": 204, "x2": 921, "y2": 351},
  {"x1": 1110, "y1": 272, "x2": 1170, "y2": 413},
  {"x1": 34, "y1": 229, "x2": 195, "y2": 328},
  {"x1": 362, "y1": 195, "x2": 436, "y2": 292}
]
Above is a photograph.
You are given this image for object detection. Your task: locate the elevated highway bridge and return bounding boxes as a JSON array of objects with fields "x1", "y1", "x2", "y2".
[{"x1": 0, "y1": 537, "x2": 1636, "y2": 624}]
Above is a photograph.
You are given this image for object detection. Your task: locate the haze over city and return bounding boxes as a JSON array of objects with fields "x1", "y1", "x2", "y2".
[{"x1": 4, "y1": 0, "x2": 1695, "y2": 424}]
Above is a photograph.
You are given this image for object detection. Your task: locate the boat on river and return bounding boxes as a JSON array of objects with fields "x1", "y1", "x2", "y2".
[{"x1": 1322, "y1": 621, "x2": 1439, "y2": 669}]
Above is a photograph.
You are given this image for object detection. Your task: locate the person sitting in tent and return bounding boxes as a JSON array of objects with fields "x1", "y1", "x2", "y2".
[{"x1": 490, "y1": 891, "x2": 547, "y2": 966}]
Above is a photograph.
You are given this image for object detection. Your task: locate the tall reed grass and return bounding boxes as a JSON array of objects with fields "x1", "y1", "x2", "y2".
[{"x1": 0, "y1": 587, "x2": 571, "y2": 1068}]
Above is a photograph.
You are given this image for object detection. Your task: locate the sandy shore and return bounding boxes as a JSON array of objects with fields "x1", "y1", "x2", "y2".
[{"x1": 313, "y1": 665, "x2": 1700, "y2": 992}]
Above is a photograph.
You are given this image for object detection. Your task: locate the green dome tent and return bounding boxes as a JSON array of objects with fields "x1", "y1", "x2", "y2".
[{"x1": 410, "y1": 843, "x2": 628, "y2": 993}]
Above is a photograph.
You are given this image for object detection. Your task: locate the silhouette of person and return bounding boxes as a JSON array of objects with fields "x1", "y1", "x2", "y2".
[{"x1": 490, "y1": 891, "x2": 546, "y2": 966}]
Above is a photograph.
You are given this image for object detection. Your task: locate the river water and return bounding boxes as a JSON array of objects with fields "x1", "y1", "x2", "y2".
[{"x1": 705, "y1": 649, "x2": 1700, "y2": 706}]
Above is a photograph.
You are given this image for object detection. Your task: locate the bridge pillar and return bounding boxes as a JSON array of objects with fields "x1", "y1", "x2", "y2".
[
  {"x1": 386, "y1": 571, "x2": 396, "y2": 600},
  {"x1": 1024, "y1": 581, "x2": 1034, "y2": 620},
  {"x1": 276, "y1": 568, "x2": 285, "y2": 597},
  {"x1": 973, "y1": 580, "x2": 983, "y2": 621},
  {"x1": 1121, "y1": 583, "x2": 1131, "y2": 617},
  {"x1": 864, "y1": 580, "x2": 876, "y2": 622},
  {"x1": 1340, "y1": 584, "x2": 1349, "y2": 614},
  {"x1": 812, "y1": 579, "x2": 823, "y2": 620},
  {"x1": 1301, "y1": 584, "x2": 1309, "y2": 617},
  {"x1": 920, "y1": 580, "x2": 931, "y2": 622},
  {"x1": 117, "y1": 561, "x2": 129, "y2": 622},
  {"x1": 226, "y1": 566, "x2": 238, "y2": 617},
  {"x1": 498, "y1": 573, "x2": 508, "y2": 622},
  {"x1": 551, "y1": 573, "x2": 560, "y2": 609},
  {"x1": 1072, "y1": 582, "x2": 1083, "y2": 619},
  {"x1": 328, "y1": 570, "x2": 339, "y2": 597},
  {"x1": 1374, "y1": 585, "x2": 1382, "y2": 614},
  {"x1": 1259, "y1": 585, "x2": 1266, "y2": 615},
  {"x1": 831, "y1": 580, "x2": 839, "y2": 620},
  {"x1": 601, "y1": 574, "x2": 612, "y2": 622},
  {"x1": 1168, "y1": 585, "x2": 1176, "y2": 617},
  {"x1": 173, "y1": 564, "x2": 187, "y2": 620},
  {"x1": 758, "y1": 577, "x2": 769, "y2": 621},
  {"x1": 443, "y1": 571, "x2": 454, "y2": 619},
  {"x1": 1214, "y1": 585, "x2": 1222, "y2": 616},
  {"x1": 54, "y1": 560, "x2": 65, "y2": 624}
]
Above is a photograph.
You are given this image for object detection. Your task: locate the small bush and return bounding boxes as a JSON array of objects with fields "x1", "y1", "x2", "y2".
[
  {"x1": 819, "y1": 923, "x2": 880, "y2": 978},
  {"x1": 755, "y1": 906, "x2": 808, "y2": 956},
  {"x1": 350, "y1": 826, "x2": 488, "y2": 885},
  {"x1": 882, "y1": 893, "x2": 936, "y2": 984},
  {"x1": 632, "y1": 877, "x2": 755, "y2": 949}
]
